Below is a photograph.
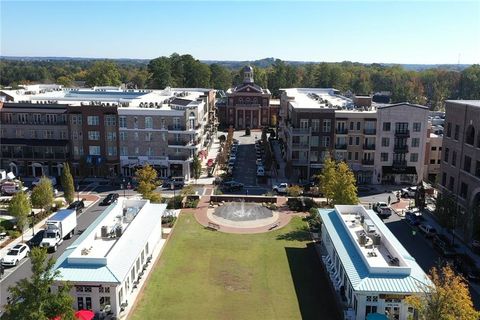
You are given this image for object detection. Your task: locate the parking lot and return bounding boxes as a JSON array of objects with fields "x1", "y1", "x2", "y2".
[{"x1": 221, "y1": 130, "x2": 269, "y2": 196}]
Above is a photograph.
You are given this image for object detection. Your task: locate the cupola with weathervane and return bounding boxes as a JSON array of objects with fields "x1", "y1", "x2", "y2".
[{"x1": 243, "y1": 65, "x2": 254, "y2": 84}]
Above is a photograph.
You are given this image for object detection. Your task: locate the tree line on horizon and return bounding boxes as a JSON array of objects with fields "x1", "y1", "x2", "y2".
[{"x1": 1, "y1": 54, "x2": 479, "y2": 110}]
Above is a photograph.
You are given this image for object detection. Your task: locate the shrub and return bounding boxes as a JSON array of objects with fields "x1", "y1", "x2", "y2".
[
  {"x1": 287, "y1": 197, "x2": 318, "y2": 212},
  {"x1": 161, "y1": 216, "x2": 177, "y2": 227},
  {"x1": 287, "y1": 185, "x2": 303, "y2": 197},
  {"x1": 147, "y1": 193, "x2": 162, "y2": 203},
  {"x1": 185, "y1": 199, "x2": 199, "y2": 208},
  {"x1": 54, "y1": 200, "x2": 64, "y2": 209},
  {"x1": 167, "y1": 195, "x2": 184, "y2": 209},
  {"x1": 0, "y1": 219, "x2": 15, "y2": 230},
  {"x1": 7, "y1": 230, "x2": 21, "y2": 239}
]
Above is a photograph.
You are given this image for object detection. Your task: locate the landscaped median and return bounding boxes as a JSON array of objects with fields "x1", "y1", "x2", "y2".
[{"x1": 131, "y1": 214, "x2": 341, "y2": 320}]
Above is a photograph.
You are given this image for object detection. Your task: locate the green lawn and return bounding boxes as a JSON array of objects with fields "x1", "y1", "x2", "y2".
[{"x1": 132, "y1": 215, "x2": 340, "y2": 320}]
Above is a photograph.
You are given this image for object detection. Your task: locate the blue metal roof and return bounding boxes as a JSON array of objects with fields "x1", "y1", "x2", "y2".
[
  {"x1": 319, "y1": 208, "x2": 431, "y2": 293},
  {"x1": 50, "y1": 209, "x2": 76, "y2": 221}
]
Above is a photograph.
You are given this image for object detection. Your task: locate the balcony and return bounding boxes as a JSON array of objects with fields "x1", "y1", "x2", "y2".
[
  {"x1": 288, "y1": 126, "x2": 311, "y2": 135},
  {"x1": 291, "y1": 143, "x2": 310, "y2": 150},
  {"x1": 168, "y1": 140, "x2": 188, "y2": 146},
  {"x1": 395, "y1": 129, "x2": 410, "y2": 137},
  {"x1": 335, "y1": 144, "x2": 347, "y2": 150},
  {"x1": 363, "y1": 144, "x2": 376, "y2": 150},
  {"x1": 393, "y1": 145, "x2": 409, "y2": 153},
  {"x1": 168, "y1": 125, "x2": 186, "y2": 131},
  {"x1": 364, "y1": 128, "x2": 376, "y2": 135},
  {"x1": 362, "y1": 159, "x2": 374, "y2": 165},
  {"x1": 335, "y1": 128, "x2": 348, "y2": 134},
  {"x1": 393, "y1": 160, "x2": 407, "y2": 167}
]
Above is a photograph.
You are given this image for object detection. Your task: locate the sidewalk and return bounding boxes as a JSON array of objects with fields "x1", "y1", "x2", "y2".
[
  {"x1": 270, "y1": 139, "x2": 287, "y2": 187},
  {"x1": 191, "y1": 137, "x2": 221, "y2": 185}
]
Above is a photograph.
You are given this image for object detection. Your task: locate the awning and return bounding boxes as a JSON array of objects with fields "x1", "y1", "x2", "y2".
[
  {"x1": 382, "y1": 166, "x2": 417, "y2": 175},
  {"x1": 366, "y1": 314, "x2": 388, "y2": 320}
]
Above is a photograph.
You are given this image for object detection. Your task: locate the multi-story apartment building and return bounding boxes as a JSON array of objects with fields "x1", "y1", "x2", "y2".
[
  {"x1": 0, "y1": 86, "x2": 216, "y2": 181},
  {"x1": 0, "y1": 101, "x2": 70, "y2": 177},
  {"x1": 423, "y1": 123, "x2": 443, "y2": 183},
  {"x1": 439, "y1": 100, "x2": 480, "y2": 241},
  {"x1": 334, "y1": 110, "x2": 377, "y2": 184},
  {"x1": 219, "y1": 66, "x2": 277, "y2": 129},
  {"x1": 67, "y1": 104, "x2": 120, "y2": 177},
  {"x1": 374, "y1": 103, "x2": 429, "y2": 185},
  {"x1": 279, "y1": 88, "x2": 352, "y2": 180}
]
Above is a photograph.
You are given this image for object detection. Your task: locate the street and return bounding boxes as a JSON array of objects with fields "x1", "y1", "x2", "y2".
[{"x1": 0, "y1": 194, "x2": 105, "y2": 312}]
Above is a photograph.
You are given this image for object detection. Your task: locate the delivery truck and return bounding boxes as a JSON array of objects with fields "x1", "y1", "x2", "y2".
[{"x1": 40, "y1": 209, "x2": 77, "y2": 252}]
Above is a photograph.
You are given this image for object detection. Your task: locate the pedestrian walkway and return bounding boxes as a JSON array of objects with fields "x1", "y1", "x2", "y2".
[
  {"x1": 270, "y1": 139, "x2": 287, "y2": 187},
  {"x1": 191, "y1": 137, "x2": 221, "y2": 185}
]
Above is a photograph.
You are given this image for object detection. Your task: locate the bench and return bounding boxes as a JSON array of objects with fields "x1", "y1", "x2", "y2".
[
  {"x1": 268, "y1": 223, "x2": 279, "y2": 230},
  {"x1": 207, "y1": 222, "x2": 220, "y2": 231}
]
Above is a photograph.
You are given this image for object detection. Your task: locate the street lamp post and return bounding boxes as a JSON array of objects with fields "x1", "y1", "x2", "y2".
[
  {"x1": 76, "y1": 184, "x2": 80, "y2": 202},
  {"x1": 122, "y1": 178, "x2": 126, "y2": 199}
]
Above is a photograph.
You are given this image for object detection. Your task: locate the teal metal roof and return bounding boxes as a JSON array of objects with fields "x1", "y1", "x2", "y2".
[{"x1": 319, "y1": 208, "x2": 431, "y2": 293}]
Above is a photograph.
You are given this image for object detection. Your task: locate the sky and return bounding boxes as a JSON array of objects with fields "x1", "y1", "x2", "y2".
[{"x1": 1, "y1": 1, "x2": 479, "y2": 64}]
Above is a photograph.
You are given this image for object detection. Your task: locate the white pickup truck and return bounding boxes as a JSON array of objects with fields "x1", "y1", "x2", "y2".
[{"x1": 40, "y1": 209, "x2": 77, "y2": 252}]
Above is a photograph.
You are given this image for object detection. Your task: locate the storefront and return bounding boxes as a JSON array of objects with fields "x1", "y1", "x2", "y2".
[{"x1": 381, "y1": 166, "x2": 417, "y2": 185}]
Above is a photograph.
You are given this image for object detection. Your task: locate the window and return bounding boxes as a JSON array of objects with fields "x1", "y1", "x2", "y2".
[
  {"x1": 107, "y1": 146, "x2": 117, "y2": 156},
  {"x1": 16, "y1": 129, "x2": 23, "y2": 138},
  {"x1": 134, "y1": 117, "x2": 138, "y2": 129},
  {"x1": 464, "y1": 156, "x2": 472, "y2": 173},
  {"x1": 322, "y1": 136, "x2": 330, "y2": 147},
  {"x1": 135, "y1": 147, "x2": 139, "y2": 155},
  {"x1": 87, "y1": 116, "x2": 99, "y2": 126},
  {"x1": 310, "y1": 136, "x2": 319, "y2": 146},
  {"x1": 446, "y1": 122, "x2": 451, "y2": 137},
  {"x1": 381, "y1": 153, "x2": 388, "y2": 162},
  {"x1": 410, "y1": 153, "x2": 418, "y2": 162},
  {"x1": 449, "y1": 176, "x2": 455, "y2": 191},
  {"x1": 460, "y1": 182, "x2": 469, "y2": 199},
  {"x1": 452, "y1": 151, "x2": 457, "y2": 166},
  {"x1": 44, "y1": 130, "x2": 53, "y2": 139},
  {"x1": 33, "y1": 114, "x2": 41, "y2": 124},
  {"x1": 134, "y1": 132, "x2": 139, "y2": 141},
  {"x1": 119, "y1": 116, "x2": 127, "y2": 128},
  {"x1": 79, "y1": 146, "x2": 84, "y2": 156},
  {"x1": 84, "y1": 286, "x2": 92, "y2": 293},
  {"x1": 60, "y1": 131, "x2": 67, "y2": 139},
  {"x1": 381, "y1": 137, "x2": 390, "y2": 147},
  {"x1": 17, "y1": 113, "x2": 27, "y2": 124},
  {"x1": 120, "y1": 146, "x2": 128, "y2": 156},
  {"x1": 454, "y1": 124, "x2": 459, "y2": 140},
  {"x1": 107, "y1": 132, "x2": 116, "y2": 141},
  {"x1": 349, "y1": 122, "x2": 354, "y2": 130},
  {"x1": 355, "y1": 137, "x2": 360, "y2": 145},
  {"x1": 145, "y1": 116, "x2": 153, "y2": 129},
  {"x1": 348, "y1": 152, "x2": 352, "y2": 160},
  {"x1": 383, "y1": 122, "x2": 391, "y2": 131},
  {"x1": 99, "y1": 296, "x2": 111, "y2": 310},
  {"x1": 465, "y1": 125, "x2": 475, "y2": 145},
  {"x1": 430, "y1": 159, "x2": 436, "y2": 164},
  {"x1": 77, "y1": 297, "x2": 84, "y2": 310},
  {"x1": 349, "y1": 137, "x2": 353, "y2": 145},
  {"x1": 444, "y1": 148, "x2": 449, "y2": 162},
  {"x1": 365, "y1": 306, "x2": 378, "y2": 316},
  {"x1": 45, "y1": 114, "x2": 57, "y2": 124},
  {"x1": 89, "y1": 146, "x2": 101, "y2": 156},
  {"x1": 323, "y1": 119, "x2": 332, "y2": 133},
  {"x1": 120, "y1": 132, "x2": 126, "y2": 141},
  {"x1": 311, "y1": 120, "x2": 320, "y2": 132},
  {"x1": 442, "y1": 173, "x2": 447, "y2": 186},
  {"x1": 85, "y1": 297, "x2": 92, "y2": 310},
  {"x1": 145, "y1": 132, "x2": 152, "y2": 141},
  {"x1": 88, "y1": 131, "x2": 100, "y2": 141},
  {"x1": 431, "y1": 146, "x2": 437, "y2": 151},
  {"x1": 413, "y1": 122, "x2": 421, "y2": 132},
  {"x1": 173, "y1": 117, "x2": 180, "y2": 129},
  {"x1": 147, "y1": 147, "x2": 154, "y2": 156},
  {"x1": 354, "y1": 152, "x2": 358, "y2": 160},
  {"x1": 411, "y1": 138, "x2": 420, "y2": 148},
  {"x1": 105, "y1": 115, "x2": 116, "y2": 126},
  {"x1": 356, "y1": 122, "x2": 360, "y2": 130}
]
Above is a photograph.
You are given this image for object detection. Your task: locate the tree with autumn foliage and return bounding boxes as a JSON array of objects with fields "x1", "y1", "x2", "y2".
[
  {"x1": 135, "y1": 164, "x2": 159, "y2": 200},
  {"x1": 406, "y1": 265, "x2": 480, "y2": 320}
]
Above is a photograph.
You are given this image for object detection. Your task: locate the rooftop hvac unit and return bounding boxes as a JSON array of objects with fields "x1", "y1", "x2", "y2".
[
  {"x1": 101, "y1": 226, "x2": 109, "y2": 238},
  {"x1": 358, "y1": 232, "x2": 367, "y2": 245},
  {"x1": 115, "y1": 225, "x2": 123, "y2": 238},
  {"x1": 373, "y1": 233, "x2": 381, "y2": 246}
]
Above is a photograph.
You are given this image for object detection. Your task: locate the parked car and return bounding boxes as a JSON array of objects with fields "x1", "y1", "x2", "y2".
[
  {"x1": 32, "y1": 176, "x2": 57, "y2": 187},
  {"x1": 101, "y1": 193, "x2": 119, "y2": 206},
  {"x1": 378, "y1": 207, "x2": 393, "y2": 219},
  {"x1": 26, "y1": 230, "x2": 45, "y2": 248},
  {"x1": 221, "y1": 181, "x2": 244, "y2": 192},
  {"x1": 455, "y1": 254, "x2": 480, "y2": 283},
  {"x1": 401, "y1": 186, "x2": 417, "y2": 198},
  {"x1": 68, "y1": 200, "x2": 85, "y2": 213},
  {"x1": 2, "y1": 244, "x2": 30, "y2": 267},
  {"x1": 373, "y1": 202, "x2": 388, "y2": 213},
  {"x1": 419, "y1": 224, "x2": 437, "y2": 238},
  {"x1": 256, "y1": 166, "x2": 265, "y2": 177},
  {"x1": 273, "y1": 183, "x2": 289, "y2": 194},
  {"x1": 169, "y1": 177, "x2": 185, "y2": 189},
  {"x1": 433, "y1": 234, "x2": 456, "y2": 258}
]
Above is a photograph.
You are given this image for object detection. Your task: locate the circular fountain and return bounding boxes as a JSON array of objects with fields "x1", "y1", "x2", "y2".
[{"x1": 207, "y1": 201, "x2": 279, "y2": 229}]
